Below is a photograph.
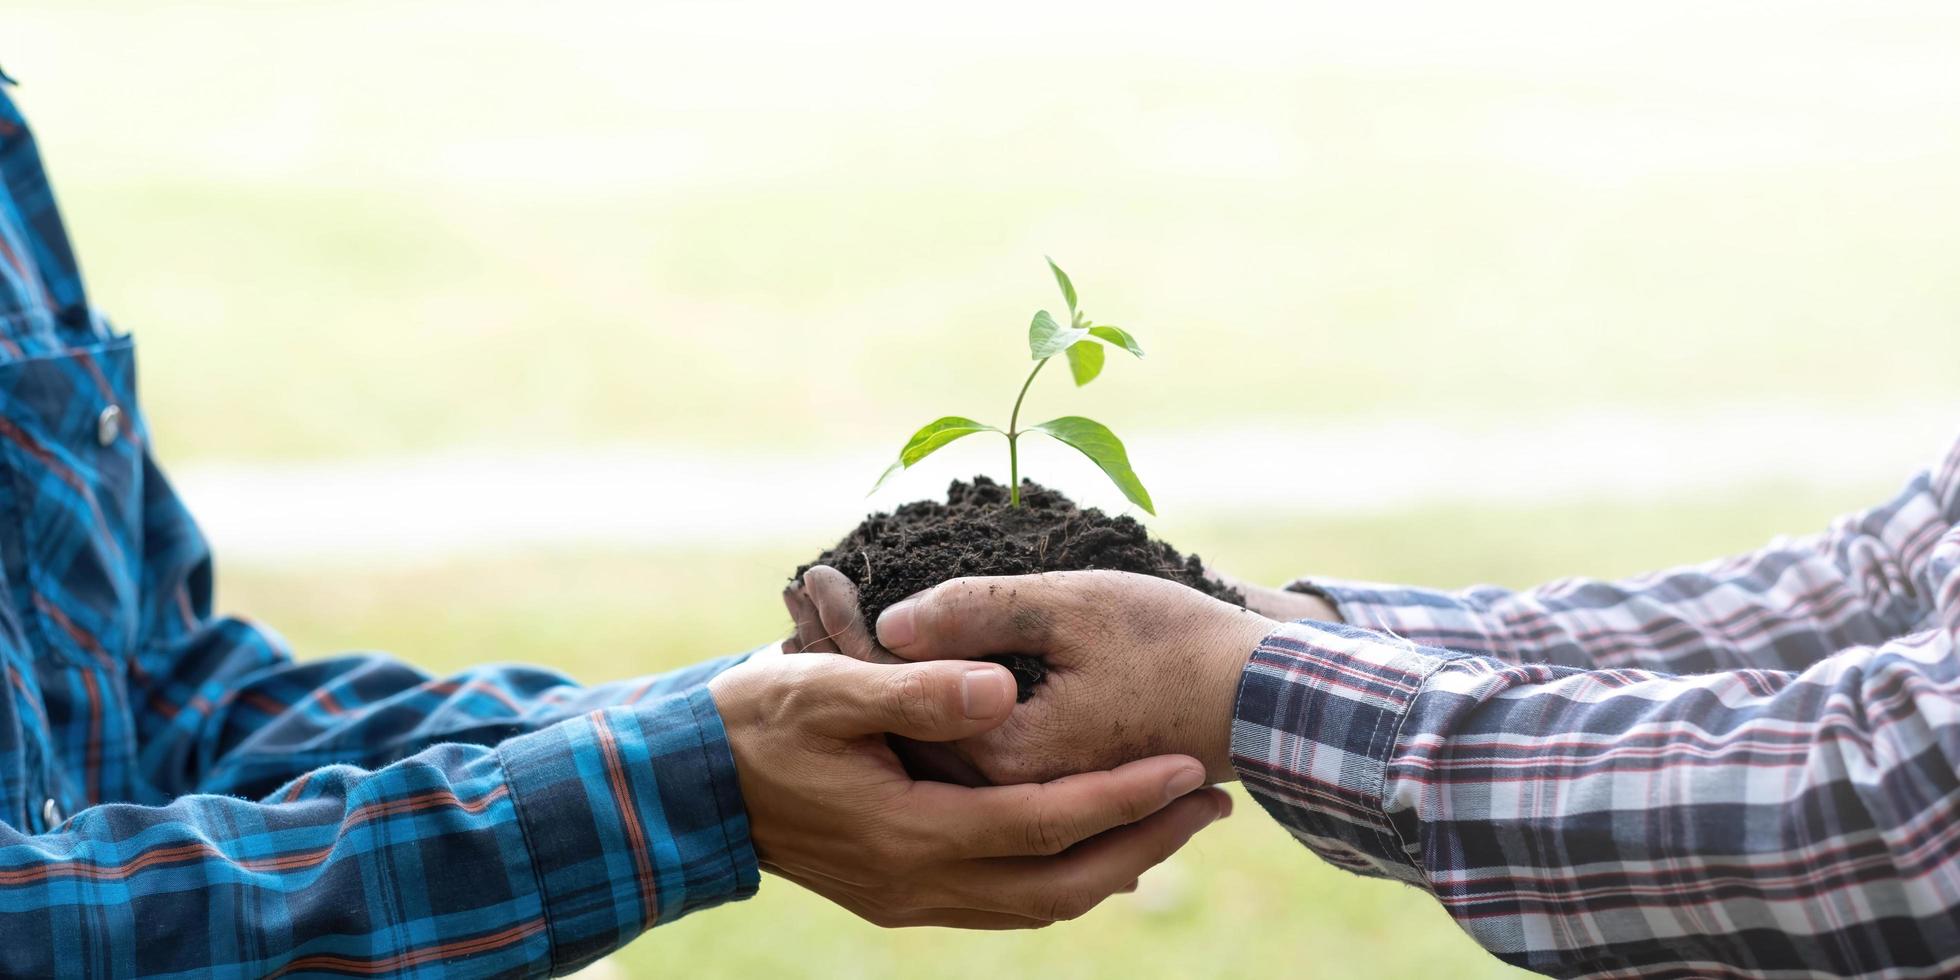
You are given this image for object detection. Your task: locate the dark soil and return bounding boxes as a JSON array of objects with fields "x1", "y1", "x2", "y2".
[{"x1": 795, "y1": 476, "x2": 1245, "y2": 700}]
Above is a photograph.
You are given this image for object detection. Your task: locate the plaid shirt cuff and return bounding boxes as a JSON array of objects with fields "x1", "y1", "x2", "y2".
[
  {"x1": 1230, "y1": 619, "x2": 1459, "y2": 885},
  {"x1": 1291, "y1": 577, "x2": 1519, "y2": 660},
  {"x1": 499, "y1": 687, "x2": 759, "y2": 974}
]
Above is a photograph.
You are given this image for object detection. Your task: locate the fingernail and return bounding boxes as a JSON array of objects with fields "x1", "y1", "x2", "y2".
[
  {"x1": 1214, "y1": 792, "x2": 1234, "y2": 819},
  {"x1": 877, "y1": 597, "x2": 919, "y2": 648},
  {"x1": 962, "y1": 667, "x2": 1012, "y2": 718},
  {"x1": 1163, "y1": 766, "x2": 1205, "y2": 803}
]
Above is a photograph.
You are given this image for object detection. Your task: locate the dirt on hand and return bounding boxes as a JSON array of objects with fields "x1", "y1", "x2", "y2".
[{"x1": 795, "y1": 476, "x2": 1245, "y2": 700}]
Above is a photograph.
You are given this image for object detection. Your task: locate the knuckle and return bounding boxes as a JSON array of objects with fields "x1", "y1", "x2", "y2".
[
  {"x1": 1023, "y1": 804, "x2": 1079, "y2": 857},
  {"x1": 916, "y1": 578, "x2": 968, "y2": 639},
  {"x1": 887, "y1": 670, "x2": 942, "y2": 731},
  {"x1": 1116, "y1": 781, "x2": 1157, "y2": 825},
  {"x1": 758, "y1": 672, "x2": 812, "y2": 724}
]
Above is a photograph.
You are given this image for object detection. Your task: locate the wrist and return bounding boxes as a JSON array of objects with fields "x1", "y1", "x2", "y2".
[
  {"x1": 1220, "y1": 575, "x2": 1343, "y2": 624},
  {"x1": 1195, "y1": 610, "x2": 1277, "y2": 781},
  {"x1": 1278, "y1": 581, "x2": 1343, "y2": 623}
]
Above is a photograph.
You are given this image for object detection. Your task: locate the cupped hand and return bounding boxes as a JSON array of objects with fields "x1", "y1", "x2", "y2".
[
  {"x1": 782, "y1": 568, "x2": 991, "y2": 785},
  {"x1": 708, "y1": 646, "x2": 1229, "y2": 929},
  {"x1": 867, "y1": 571, "x2": 1278, "y2": 785},
  {"x1": 786, "y1": 566, "x2": 1281, "y2": 786}
]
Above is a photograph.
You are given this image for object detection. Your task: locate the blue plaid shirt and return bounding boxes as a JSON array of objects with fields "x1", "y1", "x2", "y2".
[{"x1": 0, "y1": 80, "x2": 758, "y2": 976}]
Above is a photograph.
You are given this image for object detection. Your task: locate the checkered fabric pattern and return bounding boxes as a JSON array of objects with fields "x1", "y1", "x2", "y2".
[
  {"x1": 1236, "y1": 431, "x2": 1960, "y2": 977},
  {"x1": 0, "y1": 76, "x2": 758, "y2": 977}
]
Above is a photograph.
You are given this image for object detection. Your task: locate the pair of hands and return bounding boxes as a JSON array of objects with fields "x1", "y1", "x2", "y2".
[{"x1": 709, "y1": 564, "x2": 1338, "y2": 929}]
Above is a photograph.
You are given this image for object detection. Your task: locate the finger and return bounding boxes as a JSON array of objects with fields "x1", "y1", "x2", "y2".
[
  {"x1": 804, "y1": 565, "x2": 898, "y2": 664},
  {"x1": 915, "y1": 753, "x2": 1209, "y2": 859},
  {"x1": 875, "y1": 572, "x2": 1092, "y2": 659},
  {"x1": 963, "y1": 788, "x2": 1228, "y2": 922},
  {"x1": 768, "y1": 866, "x2": 1050, "y2": 930},
  {"x1": 801, "y1": 656, "x2": 1018, "y2": 741},
  {"x1": 782, "y1": 583, "x2": 838, "y2": 654},
  {"x1": 881, "y1": 909, "x2": 1053, "y2": 931}
]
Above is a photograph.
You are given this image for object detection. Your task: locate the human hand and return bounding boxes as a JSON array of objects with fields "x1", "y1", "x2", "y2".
[
  {"x1": 787, "y1": 566, "x2": 1333, "y2": 662},
  {"x1": 782, "y1": 567, "x2": 991, "y2": 785},
  {"x1": 869, "y1": 571, "x2": 1280, "y2": 785},
  {"x1": 708, "y1": 646, "x2": 1230, "y2": 928}
]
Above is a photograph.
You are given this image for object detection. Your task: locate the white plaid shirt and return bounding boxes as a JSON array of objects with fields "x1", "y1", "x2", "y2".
[{"x1": 1233, "y1": 429, "x2": 1960, "y2": 978}]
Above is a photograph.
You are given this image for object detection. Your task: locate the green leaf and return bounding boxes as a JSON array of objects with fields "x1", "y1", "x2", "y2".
[
  {"x1": 1028, "y1": 310, "x2": 1089, "y2": 360},
  {"x1": 1027, "y1": 415, "x2": 1155, "y2": 515},
  {"x1": 899, "y1": 416, "x2": 1001, "y2": 466},
  {"x1": 1064, "y1": 340, "x2": 1105, "y2": 386},
  {"x1": 871, "y1": 416, "x2": 1001, "y2": 493},
  {"x1": 1046, "y1": 256, "x2": 1078, "y2": 314},
  {"x1": 1088, "y1": 324, "x2": 1144, "y2": 358}
]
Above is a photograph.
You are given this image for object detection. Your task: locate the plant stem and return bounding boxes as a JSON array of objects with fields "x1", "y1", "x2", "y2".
[{"x1": 1006, "y1": 357, "x2": 1051, "y2": 507}]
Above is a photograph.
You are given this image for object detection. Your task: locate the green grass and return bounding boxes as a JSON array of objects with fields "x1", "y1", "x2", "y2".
[{"x1": 218, "y1": 485, "x2": 1876, "y2": 979}]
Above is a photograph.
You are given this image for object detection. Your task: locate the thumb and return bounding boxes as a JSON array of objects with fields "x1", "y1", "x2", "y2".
[
  {"x1": 804, "y1": 657, "x2": 1017, "y2": 741},
  {"x1": 876, "y1": 573, "x2": 1078, "y2": 661}
]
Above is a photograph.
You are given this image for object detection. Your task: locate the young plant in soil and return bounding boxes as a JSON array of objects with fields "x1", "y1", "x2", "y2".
[
  {"x1": 795, "y1": 259, "x2": 1244, "y2": 701},
  {"x1": 870, "y1": 258, "x2": 1153, "y2": 513}
]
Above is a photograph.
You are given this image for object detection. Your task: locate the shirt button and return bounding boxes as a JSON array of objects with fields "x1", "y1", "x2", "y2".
[
  {"x1": 40, "y1": 798, "x2": 61, "y2": 828},
  {"x1": 96, "y1": 404, "x2": 122, "y2": 447}
]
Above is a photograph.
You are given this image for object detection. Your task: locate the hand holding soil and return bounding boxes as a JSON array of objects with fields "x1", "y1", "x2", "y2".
[
  {"x1": 789, "y1": 477, "x2": 1282, "y2": 786},
  {"x1": 782, "y1": 565, "x2": 993, "y2": 786},
  {"x1": 707, "y1": 648, "x2": 1229, "y2": 928},
  {"x1": 788, "y1": 560, "x2": 1278, "y2": 785},
  {"x1": 795, "y1": 477, "x2": 1246, "y2": 701},
  {"x1": 873, "y1": 571, "x2": 1278, "y2": 785}
]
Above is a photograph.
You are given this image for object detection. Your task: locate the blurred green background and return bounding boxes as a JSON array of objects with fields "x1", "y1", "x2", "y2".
[{"x1": 10, "y1": 1, "x2": 1960, "y2": 977}]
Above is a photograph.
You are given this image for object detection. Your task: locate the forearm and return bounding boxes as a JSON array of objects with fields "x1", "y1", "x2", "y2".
[
  {"x1": 1233, "y1": 618, "x2": 1960, "y2": 977},
  {"x1": 1287, "y1": 445, "x2": 1957, "y2": 674},
  {"x1": 1, "y1": 692, "x2": 757, "y2": 976},
  {"x1": 134, "y1": 614, "x2": 759, "y2": 799}
]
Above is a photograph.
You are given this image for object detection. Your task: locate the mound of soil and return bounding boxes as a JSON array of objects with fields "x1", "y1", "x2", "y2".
[{"x1": 795, "y1": 476, "x2": 1245, "y2": 700}]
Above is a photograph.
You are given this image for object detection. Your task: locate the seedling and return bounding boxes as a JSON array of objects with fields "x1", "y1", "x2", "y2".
[{"x1": 871, "y1": 258, "x2": 1154, "y2": 514}]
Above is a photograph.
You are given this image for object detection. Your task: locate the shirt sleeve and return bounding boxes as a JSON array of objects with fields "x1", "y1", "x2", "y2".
[
  {"x1": 1287, "y1": 432, "x2": 1960, "y2": 675},
  {"x1": 131, "y1": 610, "x2": 756, "y2": 802},
  {"x1": 0, "y1": 687, "x2": 759, "y2": 977},
  {"x1": 97, "y1": 442, "x2": 764, "y2": 973},
  {"x1": 1233, "y1": 607, "x2": 1960, "y2": 977},
  {"x1": 113, "y1": 607, "x2": 765, "y2": 974}
]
